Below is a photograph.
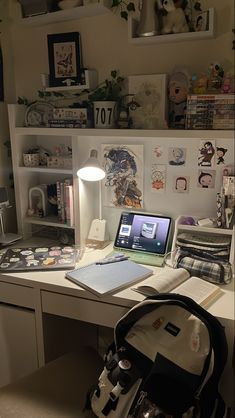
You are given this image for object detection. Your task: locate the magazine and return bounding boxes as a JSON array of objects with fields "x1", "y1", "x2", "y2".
[{"x1": 132, "y1": 268, "x2": 222, "y2": 307}]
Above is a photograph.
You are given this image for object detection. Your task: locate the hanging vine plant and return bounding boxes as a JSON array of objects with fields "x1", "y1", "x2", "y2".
[{"x1": 111, "y1": 0, "x2": 135, "y2": 20}]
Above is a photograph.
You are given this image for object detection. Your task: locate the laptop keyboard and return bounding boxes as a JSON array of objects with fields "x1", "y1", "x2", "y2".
[{"x1": 110, "y1": 251, "x2": 165, "y2": 267}]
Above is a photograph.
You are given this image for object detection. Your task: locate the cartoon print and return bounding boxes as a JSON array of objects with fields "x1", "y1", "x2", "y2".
[
  {"x1": 102, "y1": 145, "x2": 143, "y2": 208},
  {"x1": 153, "y1": 146, "x2": 163, "y2": 158},
  {"x1": 198, "y1": 140, "x2": 216, "y2": 167},
  {"x1": 169, "y1": 147, "x2": 186, "y2": 166},
  {"x1": 216, "y1": 147, "x2": 227, "y2": 165},
  {"x1": 198, "y1": 170, "x2": 216, "y2": 188},
  {"x1": 151, "y1": 165, "x2": 166, "y2": 192},
  {"x1": 174, "y1": 176, "x2": 190, "y2": 193}
]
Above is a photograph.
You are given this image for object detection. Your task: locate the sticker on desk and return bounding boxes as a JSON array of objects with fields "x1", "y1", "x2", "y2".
[{"x1": 0, "y1": 245, "x2": 77, "y2": 272}]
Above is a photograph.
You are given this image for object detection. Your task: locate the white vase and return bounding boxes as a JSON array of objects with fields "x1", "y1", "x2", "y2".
[{"x1": 93, "y1": 101, "x2": 117, "y2": 129}]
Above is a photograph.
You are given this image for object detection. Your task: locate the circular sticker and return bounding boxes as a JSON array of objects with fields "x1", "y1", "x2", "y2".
[
  {"x1": 58, "y1": 258, "x2": 73, "y2": 264},
  {"x1": 43, "y1": 257, "x2": 56, "y2": 266},
  {"x1": 35, "y1": 248, "x2": 48, "y2": 253},
  {"x1": 0, "y1": 263, "x2": 10, "y2": 268},
  {"x1": 62, "y1": 246, "x2": 74, "y2": 254},
  {"x1": 49, "y1": 250, "x2": 61, "y2": 257},
  {"x1": 10, "y1": 257, "x2": 20, "y2": 262},
  {"x1": 21, "y1": 250, "x2": 33, "y2": 256}
]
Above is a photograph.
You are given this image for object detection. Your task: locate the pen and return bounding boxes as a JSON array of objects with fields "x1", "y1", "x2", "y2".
[{"x1": 96, "y1": 256, "x2": 129, "y2": 265}]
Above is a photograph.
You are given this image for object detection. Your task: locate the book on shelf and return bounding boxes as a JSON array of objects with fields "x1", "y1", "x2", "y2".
[
  {"x1": 47, "y1": 119, "x2": 87, "y2": 128},
  {"x1": 65, "y1": 259, "x2": 153, "y2": 297},
  {"x1": 132, "y1": 268, "x2": 222, "y2": 307}
]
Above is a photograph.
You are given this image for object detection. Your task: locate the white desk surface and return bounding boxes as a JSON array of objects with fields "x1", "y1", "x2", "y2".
[{"x1": 0, "y1": 243, "x2": 234, "y2": 322}]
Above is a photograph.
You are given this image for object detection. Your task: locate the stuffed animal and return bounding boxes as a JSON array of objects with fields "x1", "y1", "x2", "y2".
[
  {"x1": 157, "y1": 0, "x2": 189, "y2": 34},
  {"x1": 168, "y1": 70, "x2": 190, "y2": 129}
]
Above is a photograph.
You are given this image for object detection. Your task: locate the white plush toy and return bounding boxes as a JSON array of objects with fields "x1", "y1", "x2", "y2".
[{"x1": 158, "y1": 0, "x2": 189, "y2": 34}]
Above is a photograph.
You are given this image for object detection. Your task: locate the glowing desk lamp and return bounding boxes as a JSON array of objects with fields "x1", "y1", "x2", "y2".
[{"x1": 77, "y1": 150, "x2": 109, "y2": 245}]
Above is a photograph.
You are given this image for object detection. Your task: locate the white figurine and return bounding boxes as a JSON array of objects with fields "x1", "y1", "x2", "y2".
[{"x1": 158, "y1": 0, "x2": 189, "y2": 34}]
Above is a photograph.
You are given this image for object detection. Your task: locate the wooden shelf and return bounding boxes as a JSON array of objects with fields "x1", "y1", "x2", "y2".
[
  {"x1": 25, "y1": 216, "x2": 74, "y2": 229},
  {"x1": 128, "y1": 8, "x2": 215, "y2": 45},
  {"x1": 14, "y1": 126, "x2": 234, "y2": 140},
  {"x1": 18, "y1": 166, "x2": 73, "y2": 175},
  {"x1": 45, "y1": 70, "x2": 98, "y2": 92},
  {"x1": 18, "y1": 0, "x2": 111, "y2": 26}
]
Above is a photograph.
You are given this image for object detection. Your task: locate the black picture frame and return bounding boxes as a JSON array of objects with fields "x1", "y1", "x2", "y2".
[{"x1": 47, "y1": 32, "x2": 82, "y2": 88}]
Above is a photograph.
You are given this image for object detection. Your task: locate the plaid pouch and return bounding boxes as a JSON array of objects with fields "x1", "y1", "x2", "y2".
[{"x1": 174, "y1": 248, "x2": 232, "y2": 284}]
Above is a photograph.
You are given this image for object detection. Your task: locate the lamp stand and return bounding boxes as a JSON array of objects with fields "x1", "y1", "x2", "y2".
[{"x1": 87, "y1": 181, "x2": 109, "y2": 246}]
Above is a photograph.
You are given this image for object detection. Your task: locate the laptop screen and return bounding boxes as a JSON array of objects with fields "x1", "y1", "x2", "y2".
[{"x1": 114, "y1": 212, "x2": 172, "y2": 255}]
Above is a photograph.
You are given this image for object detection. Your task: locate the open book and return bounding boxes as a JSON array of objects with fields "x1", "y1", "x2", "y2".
[{"x1": 132, "y1": 268, "x2": 222, "y2": 307}]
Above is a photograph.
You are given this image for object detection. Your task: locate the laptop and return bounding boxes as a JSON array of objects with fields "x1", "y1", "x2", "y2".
[{"x1": 111, "y1": 211, "x2": 172, "y2": 267}]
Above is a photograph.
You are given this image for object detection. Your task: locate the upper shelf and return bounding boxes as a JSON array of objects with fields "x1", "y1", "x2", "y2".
[
  {"x1": 18, "y1": 0, "x2": 111, "y2": 26},
  {"x1": 128, "y1": 8, "x2": 215, "y2": 45}
]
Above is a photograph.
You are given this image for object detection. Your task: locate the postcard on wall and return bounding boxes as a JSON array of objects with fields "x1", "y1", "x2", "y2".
[
  {"x1": 198, "y1": 140, "x2": 216, "y2": 167},
  {"x1": 128, "y1": 74, "x2": 168, "y2": 129},
  {"x1": 216, "y1": 146, "x2": 228, "y2": 165},
  {"x1": 151, "y1": 164, "x2": 166, "y2": 192},
  {"x1": 101, "y1": 144, "x2": 144, "y2": 208},
  {"x1": 173, "y1": 176, "x2": 190, "y2": 193},
  {"x1": 168, "y1": 147, "x2": 186, "y2": 166},
  {"x1": 198, "y1": 170, "x2": 216, "y2": 188}
]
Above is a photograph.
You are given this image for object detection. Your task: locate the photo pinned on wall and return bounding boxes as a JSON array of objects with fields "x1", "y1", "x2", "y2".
[
  {"x1": 47, "y1": 32, "x2": 82, "y2": 88},
  {"x1": 151, "y1": 164, "x2": 166, "y2": 192},
  {"x1": 173, "y1": 176, "x2": 190, "y2": 193},
  {"x1": 128, "y1": 74, "x2": 167, "y2": 130},
  {"x1": 168, "y1": 147, "x2": 186, "y2": 166},
  {"x1": 101, "y1": 144, "x2": 144, "y2": 209},
  {"x1": 216, "y1": 147, "x2": 228, "y2": 165},
  {"x1": 153, "y1": 146, "x2": 163, "y2": 159},
  {"x1": 198, "y1": 140, "x2": 216, "y2": 167},
  {"x1": 198, "y1": 170, "x2": 216, "y2": 189}
]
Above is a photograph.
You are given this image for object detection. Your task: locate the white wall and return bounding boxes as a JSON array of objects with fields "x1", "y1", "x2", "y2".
[{"x1": 4, "y1": 0, "x2": 234, "y2": 101}]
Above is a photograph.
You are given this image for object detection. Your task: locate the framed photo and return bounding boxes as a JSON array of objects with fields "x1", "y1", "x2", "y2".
[
  {"x1": 47, "y1": 32, "x2": 82, "y2": 88},
  {"x1": 193, "y1": 11, "x2": 209, "y2": 32},
  {"x1": 128, "y1": 74, "x2": 168, "y2": 129}
]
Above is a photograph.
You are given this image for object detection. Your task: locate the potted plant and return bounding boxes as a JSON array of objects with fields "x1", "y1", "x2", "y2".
[{"x1": 89, "y1": 70, "x2": 125, "y2": 129}]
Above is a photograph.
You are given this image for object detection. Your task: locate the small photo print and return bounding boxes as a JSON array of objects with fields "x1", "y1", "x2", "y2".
[
  {"x1": 194, "y1": 11, "x2": 209, "y2": 32},
  {"x1": 168, "y1": 147, "x2": 186, "y2": 166},
  {"x1": 198, "y1": 140, "x2": 216, "y2": 167},
  {"x1": 151, "y1": 164, "x2": 166, "y2": 192},
  {"x1": 173, "y1": 176, "x2": 190, "y2": 193},
  {"x1": 198, "y1": 170, "x2": 216, "y2": 188}
]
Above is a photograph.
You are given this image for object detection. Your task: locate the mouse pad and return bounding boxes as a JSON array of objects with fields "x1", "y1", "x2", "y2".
[{"x1": 0, "y1": 245, "x2": 77, "y2": 272}]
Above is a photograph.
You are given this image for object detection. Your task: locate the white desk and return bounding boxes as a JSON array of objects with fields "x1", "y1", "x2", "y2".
[{"x1": 0, "y1": 243, "x2": 234, "y2": 409}]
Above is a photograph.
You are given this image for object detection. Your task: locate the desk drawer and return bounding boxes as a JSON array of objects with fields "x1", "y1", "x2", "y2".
[
  {"x1": 41, "y1": 291, "x2": 128, "y2": 328},
  {"x1": 0, "y1": 281, "x2": 35, "y2": 309}
]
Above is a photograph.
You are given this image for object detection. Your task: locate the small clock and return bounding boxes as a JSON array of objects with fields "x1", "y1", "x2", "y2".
[{"x1": 25, "y1": 101, "x2": 55, "y2": 127}]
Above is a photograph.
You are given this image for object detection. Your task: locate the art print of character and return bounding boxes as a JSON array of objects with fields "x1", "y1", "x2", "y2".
[
  {"x1": 104, "y1": 147, "x2": 142, "y2": 208},
  {"x1": 151, "y1": 168, "x2": 165, "y2": 190},
  {"x1": 174, "y1": 176, "x2": 189, "y2": 193},
  {"x1": 169, "y1": 147, "x2": 186, "y2": 165},
  {"x1": 198, "y1": 141, "x2": 215, "y2": 167},
  {"x1": 216, "y1": 147, "x2": 227, "y2": 165},
  {"x1": 198, "y1": 171, "x2": 215, "y2": 188}
]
